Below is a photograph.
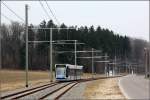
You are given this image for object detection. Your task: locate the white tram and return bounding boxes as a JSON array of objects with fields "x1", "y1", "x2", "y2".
[{"x1": 55, "y1": 64, "x2": 83, "y2": 81}]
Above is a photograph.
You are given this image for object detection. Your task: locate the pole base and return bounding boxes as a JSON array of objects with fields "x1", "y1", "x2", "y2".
[{"x1": 26, "y1": 84, "x2": 28, "y2": 87}]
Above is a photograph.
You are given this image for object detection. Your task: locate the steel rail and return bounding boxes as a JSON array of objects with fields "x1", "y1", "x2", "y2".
[
  {"x1": 1, "y1": 82, "x2": 58, "y2": 99},
  {"x1": 39, "y1": 82, "x2": 74, "y2": 99},
  {"x1": 1, "y1": 75, "x2": 125, "y2": 100},
  {"x1": 52, "y1": 75, "x2": 125, "y2": 99},
  {"x1": 54, "y1": 82, "x2": 78, "y2": 100},
  {"x1": 11, "y1": 83, "x2": 59, "y2": 99}
]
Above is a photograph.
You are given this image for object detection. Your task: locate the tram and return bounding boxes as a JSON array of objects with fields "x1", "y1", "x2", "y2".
[{"x1": 55, "y1": 64, "x2": 83, "y2": 81}]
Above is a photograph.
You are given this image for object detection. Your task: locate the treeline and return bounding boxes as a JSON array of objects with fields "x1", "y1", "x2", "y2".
[{"x1": 1, "y1": 20, "x2": 148, "y2": 71}]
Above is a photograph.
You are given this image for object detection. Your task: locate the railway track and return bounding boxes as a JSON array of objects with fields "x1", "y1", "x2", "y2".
[
  {"x1": 40, "y1": 75, "x2": 124, "y2": 99},
  {"x1": 1, "y1": 82, "x2": 77, "y2": 100},
  {"x1": 1, "y1": 75, "x2": 124, "y2": 100},
  {"x1": 40, "y1": 82, "x2": 78, "y2": 99},
  {"x1": 1, "y1": 82, "x2": 58, "y2": 100}
]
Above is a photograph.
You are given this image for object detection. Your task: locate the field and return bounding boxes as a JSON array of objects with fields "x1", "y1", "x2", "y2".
[
  {"x1": 0, "y1": 70, "x2": 95, "y2": 93},
  {"x1": 0, "y1": 70, "x2": 51, "y2": 92},
  {"x1": 0, "y1": 69, "x2": 120, "y2": 96},
  {"x1": 83, "y1": 78, "x2": 125, "y2": 99}
]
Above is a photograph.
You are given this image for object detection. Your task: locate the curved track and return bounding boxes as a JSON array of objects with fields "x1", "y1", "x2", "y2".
[{"x1": 1, "y1": 75, "x2": 124, "y2": 100}]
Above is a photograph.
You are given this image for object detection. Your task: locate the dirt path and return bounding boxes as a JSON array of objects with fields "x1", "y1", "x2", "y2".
[{"x1": 83, "y1": 78, "x2": 126, "y2": 99}]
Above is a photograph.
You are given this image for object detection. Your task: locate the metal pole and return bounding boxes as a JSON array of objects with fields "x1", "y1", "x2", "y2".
[
  {"x1": 148, "y1": 50, "x2": 150, "y2": 77},
  {"x1": 119, "y1": 65, "x2": 120, "y2": 75},
  {"x1": 146, "y1": 49, "x2": 148, "y2": 77},
  {"x1": 67, "y1": 28, "x2": 68, "y2": 40},
  {"x1": 92, "y1": 48, "x2": 94, "y2": 78},
  {"x1": 0, "y1": 1, "x2": 2, "y2": 97},
  {"x1": 74, "y1": 40, "x2": 77, "y2": 80},
  {"x1": 0, "y1": 0, "x2": 1, "y2": 70},
  {"x1": 149, "y1": 23, "x2": 150, "y2": 78},
  {"x1": 115, "y1": 56, "x2": 116, "y2": 75},
  {"x1": 50, "y1": 28, "x2": 53, "y2": 82},
  {"x1": 25, "y1": 4, "x2": 28, "y2": 87},
  {"x1": 130, "y1": 65, "x2": 131, "y2": 74},
  {"x1": 112, "y1": 62, "x2": 113, "y2": 76},
  {"x1": 129, "y1": 65, "x2": 131, "y2": 74},
  {"x1": 125, "y1": 53, "x2": 127, "y2": 74},
  {"x1": 145, "y1": 48, "x2": 147, "y2": 77},
  {"x1": 105, "y1": 53, "x2": 107, "y2": 76}
]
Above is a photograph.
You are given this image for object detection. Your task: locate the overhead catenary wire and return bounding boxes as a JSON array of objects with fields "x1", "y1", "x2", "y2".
[
  {"x1": 39, "y1": 0, "x2": 51, "y2": 20},
  {"x1": 1, "y1": 13, "x2": 13, "y2": 22},
  {"x1": 2, "y1": 1, "x2": 24, "y2": 22},
  {"x1": 44, "y1": 0, "x2": 60, "y2": 26}
]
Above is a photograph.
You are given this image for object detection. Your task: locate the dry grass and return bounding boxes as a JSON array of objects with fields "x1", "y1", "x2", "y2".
[
  {"x1": 0, "y1": 70, "x2": 94, "y2": 92},
  {"x1": 82, "y1": 73, "x2": 106, "y2": 79},
  {"x1": 0, "y1": 70, "x2": 51, "y2": 92},
  {"x1": 83, "y1": 78, "x2": 126, "y2": 99}
]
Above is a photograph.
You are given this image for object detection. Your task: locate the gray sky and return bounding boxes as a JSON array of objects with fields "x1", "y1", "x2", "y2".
[{"x1": 1, "y1": 1, "x2": 149, "y2": 41}]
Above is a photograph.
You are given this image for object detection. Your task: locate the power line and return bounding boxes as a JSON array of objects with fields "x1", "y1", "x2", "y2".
[
  {"x1": 39, "y1": 0, "x2": 51, "y2": 20},
  {"x1": 1, "y1": 13, "x2": 13, "y2": 22},
  {"x1": 44, "y1": 0, "x2": 60, "y2": 26},
  {"x1": 2, "y1": 2, "x2": 24, "y2": 22}
]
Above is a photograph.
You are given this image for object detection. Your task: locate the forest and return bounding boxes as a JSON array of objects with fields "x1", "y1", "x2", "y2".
[{"x1": 1, "y1": 20, "x2": 148, "y2": 73}]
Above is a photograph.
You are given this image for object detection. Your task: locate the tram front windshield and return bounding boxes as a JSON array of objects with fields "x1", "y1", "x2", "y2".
[{"x1": 56, "y1": 66, "x2": 66, "y2": 78}]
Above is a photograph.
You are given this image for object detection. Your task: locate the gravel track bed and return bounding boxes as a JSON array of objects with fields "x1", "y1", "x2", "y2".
[
  {"x1": 18, "y1": 82, "x2": 70, "y2": 99},
  {"x1": 1, "y1": 82, "x2": 53, "y2": 97},
  {"x1": 59, "y1": 81, "x2": 92, "y2": 99}
]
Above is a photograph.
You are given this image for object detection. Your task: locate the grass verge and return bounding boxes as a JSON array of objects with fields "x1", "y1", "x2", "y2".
[{"x1": 83, "y1": 78, "x2": 126, "y2": 99}]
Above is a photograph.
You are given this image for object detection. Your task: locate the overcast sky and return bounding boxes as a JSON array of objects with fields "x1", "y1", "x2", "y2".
[{"x1": 1, "y1": 1, "x2": 149, "y2": 41}]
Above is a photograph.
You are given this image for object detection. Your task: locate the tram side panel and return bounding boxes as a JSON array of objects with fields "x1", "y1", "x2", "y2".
[
  {"x1": 67, "y1": 68, "x2": 83, "y2": 80},
  {"x1": 55, "y1": 64, "x2": 83, "y2": 81}
]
